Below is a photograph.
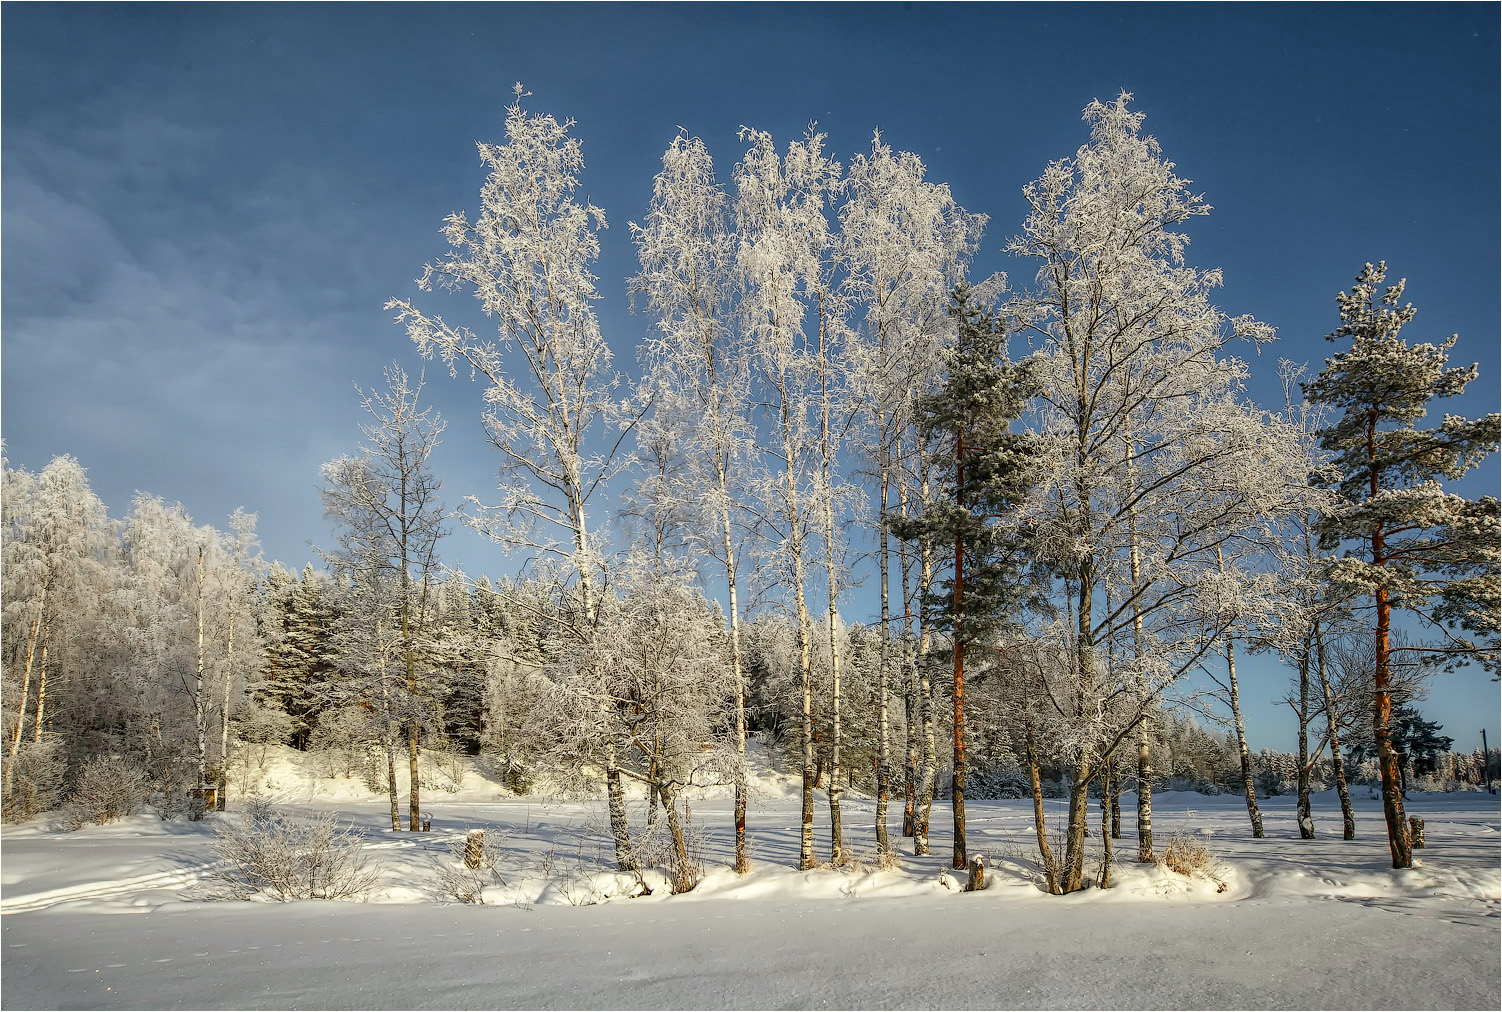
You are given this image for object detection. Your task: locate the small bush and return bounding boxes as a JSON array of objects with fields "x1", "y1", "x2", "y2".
[
  {"x1": 62, "y1": 754, "x2": 150, "y2": 828},
  {"x1": 421, "y1": 741, "x2": 468, "y2": 794},
  {"x1": 1160, "y1": 830, "x2": 1226, "y2": 891},
  {"x1": 431, "y1": 829, "x2": 510, "y2": 905},
  {"x1": 214, "y1": 807, "x2": 379, "y2": 901},
  {"x1": 2, "y1": 737, "x2": 66, "y2": 823}
]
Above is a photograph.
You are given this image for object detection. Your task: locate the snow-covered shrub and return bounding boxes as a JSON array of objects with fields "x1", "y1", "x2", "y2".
[
  {"x1": 476, "y1": 749, "x2": 534, "y2": 794},
  {"x1": 62, "y1": 754, "x2": 150, "y2": 828},
  {"x1": 421, "y1": 740, "x2": 468, "y2": 793},
  {"x1": 308, "y1": 707, "x2": 375, "y2": 779},
  {"x1": 213, "y1": 807, "x2": 379, "y2": 901},
  {"x1": 1, "y1": 736, "x2": 66, "y2": 822},
  {"x1": 233, "y1": 702, "x2": 296, "y2": 768},
  {"x1": 431, "y1": 829, "x2": 509, "y2": 904}
]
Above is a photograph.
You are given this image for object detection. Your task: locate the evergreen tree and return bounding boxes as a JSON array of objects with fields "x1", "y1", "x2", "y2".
[
  {"x1": 892, "y1": 281, "x2": 1039, "y2": 869},
  {"x1": 1304, "y1": 261, "x2": 1500, "y2": 868},
  {"x1": 281, "y1": 564, "x2": 340, "y2": 749}
]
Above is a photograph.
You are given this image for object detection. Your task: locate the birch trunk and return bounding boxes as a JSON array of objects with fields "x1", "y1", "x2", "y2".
[
  {"x1": 369, "y1": 612, "x2": 398, "y2": 830},
  {"x1": 1060, "y1": 763, "x2": 1092, "y2": 893},
  {"x1": 819, "y1": 305, "x2": 845, "y2": 865},
  {"x1": 218, "y1": 609, "x2": 237, "y2": 808},
  {"x1": 1315, "y1": 620, "x2": 1355, "y2": 839},
  {"x1": 195, "y1": 545, "x2": 208, "y2": 788},
  {"x1": 31, "y1": 613, "x2": 51, "y2": 744},
  {"x1": 1061, "y1": 562, "x2": 1097, "y2": 892},
  {"x1": 1026, "y1": 720, "x2": 1060, "y2": 894},
  {"x1": 8, "y1": 578, "x2": 49, "y2": 777},
  {"x1": 719, "y1": 502, "x2": 749, "y2": 873},
  {"x1": 1296, "y1": 644, "x2": 1314, "y2": 839},
  {"x1": 874, "y1": 462, "x2": 891, "y2": 858},
  {"x1": 915, "y1": 535, "x2": 937, "y2": 858},
  {"x1": 1129, "y1": 513, "x2": 1153, "y2": 862},
  {"x1": 1097, "y1": 763, "x2": 1114, "y2": 889},
  {"x1": 1226, "y1": 633, "x2": 1264, "y2": 838},
  {"x1": 660, "y1": 783, "x2": 691, "y2": 890}
]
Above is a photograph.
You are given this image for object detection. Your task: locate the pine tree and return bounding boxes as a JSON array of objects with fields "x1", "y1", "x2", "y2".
[
  {"x1": 892, "y1": 282, "x2": 1039, "y2": 869},
  {"x1": 281, "y1": 564, "x2": 340, "y2": 749},
  {"x1": 1304, "y1": 261, "x2": 1500, "y2": 868}
]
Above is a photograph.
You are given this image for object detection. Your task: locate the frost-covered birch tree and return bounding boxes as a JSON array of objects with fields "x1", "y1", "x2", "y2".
[
  {"x1": 2, "y1": 455, "x2": 109, "y2": 794},
  {"x1": 839, "y1": 133, "x2": 985, "y2": 857},
  {"x1": 1009, "y1": 93, "x2": 1313, "y2": 890},
  {"x1": 631, "y1": 131, "x2": 758, "y2": 872},
  {"x1": 321, "y1": 365, "x2": 446, "y2": 831},
  {"x1": 388, "y1": 87, "x2": 638, "y2": 867},
  {"x1": 735, "y1": 125, "x2": 852, "y2": 869}
]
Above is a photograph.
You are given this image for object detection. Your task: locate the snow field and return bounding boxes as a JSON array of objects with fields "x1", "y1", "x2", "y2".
[{"x1": 2, "y1": 749, "x2": 1498, "y2": 1009}]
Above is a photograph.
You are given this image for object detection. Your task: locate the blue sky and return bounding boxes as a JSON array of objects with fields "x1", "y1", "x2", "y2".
[{"x1": 3, "y1": 3, "x2": 1497, "y2": 753}]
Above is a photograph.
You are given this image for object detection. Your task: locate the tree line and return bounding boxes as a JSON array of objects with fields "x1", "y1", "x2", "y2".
[{"x1": 4, "y1": 89, "x2": 1496, "y2": 891}]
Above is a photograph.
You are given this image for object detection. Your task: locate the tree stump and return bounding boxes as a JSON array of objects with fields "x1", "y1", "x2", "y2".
[
  {"x1": 965, "y1": 855, "x2": 985, "y2": 892},
  {"x1": 1409, "y1": 816, "x2": 1425, "y2": 849},
  {"x1": 421, "y1": 817, "x2": 432, "y2": 833},
  {"x1": 464, "y1": 829, "x2": 484, "y2": 869}
]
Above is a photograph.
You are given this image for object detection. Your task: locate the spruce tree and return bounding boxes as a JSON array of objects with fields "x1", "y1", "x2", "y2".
[
  {"x1": 1304, "y1": 261, "x2": 1500, "y2": 868},
  {"x1": 892, "y1": 282, "x2": 1039, "y2": 868}
]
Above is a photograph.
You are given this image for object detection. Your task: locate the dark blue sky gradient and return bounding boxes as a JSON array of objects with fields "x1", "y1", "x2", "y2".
[{"x1": 3, "y1": 3, "x2": 1497, "y2": 751}]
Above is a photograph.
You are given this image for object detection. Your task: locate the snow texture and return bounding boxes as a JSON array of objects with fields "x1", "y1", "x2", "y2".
[{"x1": 2, "y1": 748, "x2": 1498, "y2": 1009}]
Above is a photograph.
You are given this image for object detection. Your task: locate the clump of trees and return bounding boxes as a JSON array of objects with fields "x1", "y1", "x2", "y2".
[{"x1": 5, "y1": 89, "x2": 1495, "y2": 896}]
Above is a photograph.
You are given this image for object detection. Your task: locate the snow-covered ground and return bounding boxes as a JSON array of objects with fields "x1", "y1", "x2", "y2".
[{"x1": 3, "y1": 750, "x2": 1498, "y2": 1009}]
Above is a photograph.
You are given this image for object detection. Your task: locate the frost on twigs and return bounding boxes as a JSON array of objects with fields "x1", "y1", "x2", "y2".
[
  {"x1": 212, "y1": 807, "x2": 379, "y2": 902},
  {"x1": 431, "y1": 828, "x2": 511, "y2": 905},
  {"x1": 61, "y1": 754, "x2": 150, "y2": 829}
]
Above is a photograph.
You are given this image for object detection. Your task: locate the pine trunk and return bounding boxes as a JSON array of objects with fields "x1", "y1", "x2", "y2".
[
  {"x1": 1373, "y1": 585, "x2": 1412, "y2": 867},
  {"x1": 950, "y1": 428, "x2": 967, "y2": 871}
]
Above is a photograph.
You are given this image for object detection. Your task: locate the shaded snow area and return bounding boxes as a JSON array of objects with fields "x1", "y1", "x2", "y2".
[{"x1": 2, "y1": 752, "x2": 1498, "y2": 1010}]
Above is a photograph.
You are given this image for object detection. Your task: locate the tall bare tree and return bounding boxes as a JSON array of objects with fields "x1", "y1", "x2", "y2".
[
  {"x1": 389, "y1": 87, "x2": 638, "y2": 866},
  {"x1": 321, "y1": 365, "x2": 446, "y2": 831}
]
